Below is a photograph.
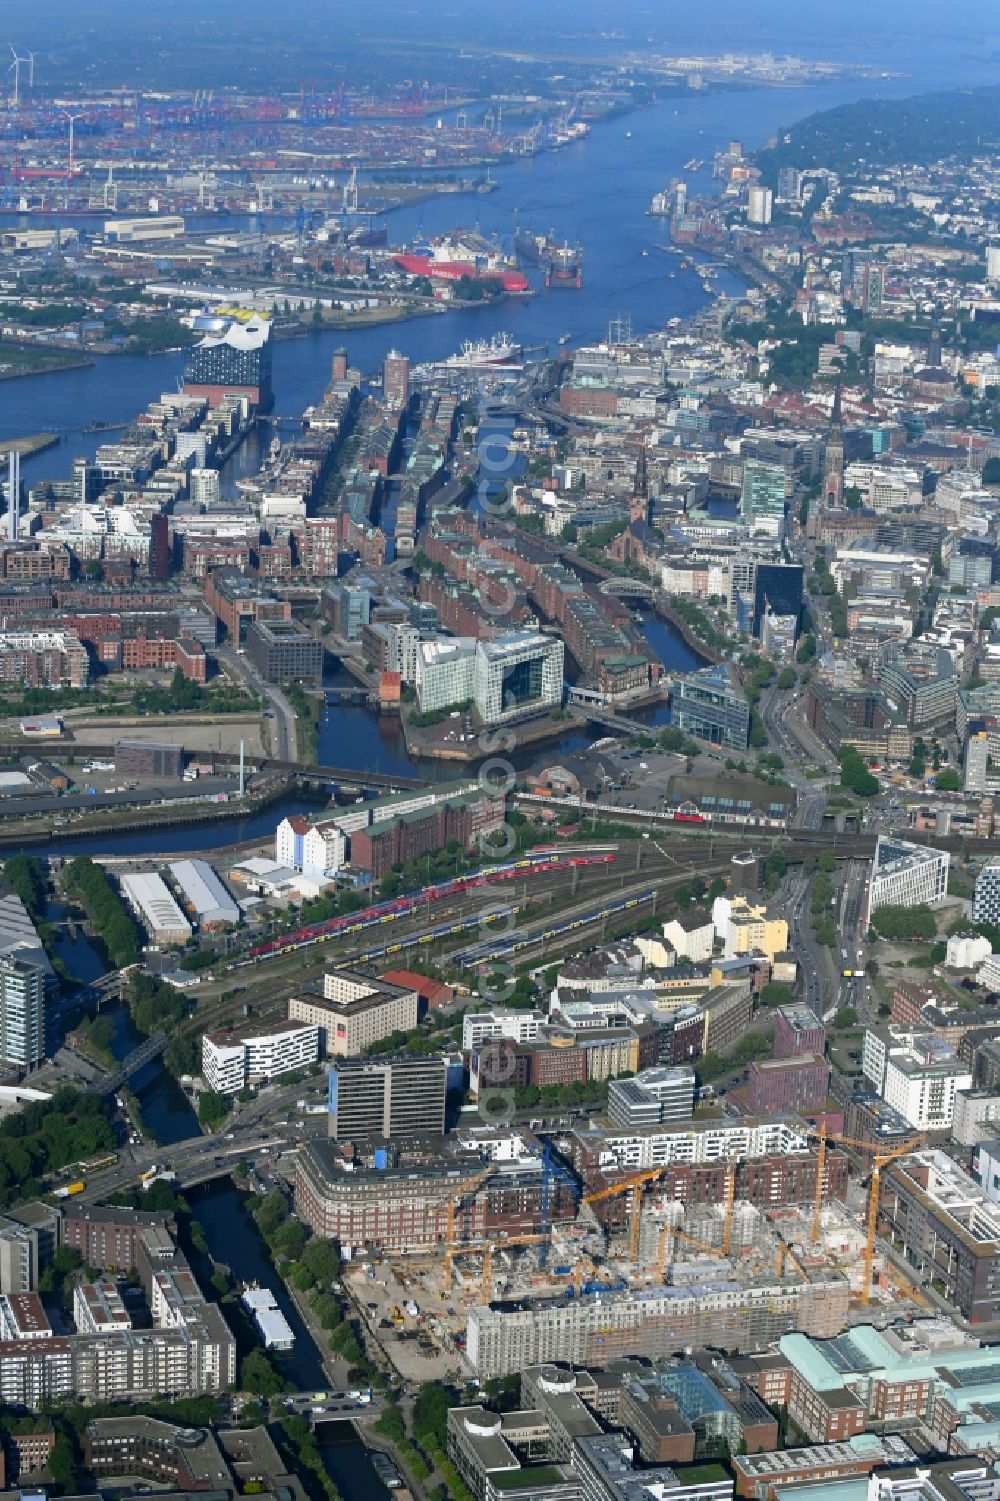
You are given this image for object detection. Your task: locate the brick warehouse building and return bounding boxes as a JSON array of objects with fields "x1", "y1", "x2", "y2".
[{"x1": 349, "y1": 789, "x2": 504, "y2": 881}]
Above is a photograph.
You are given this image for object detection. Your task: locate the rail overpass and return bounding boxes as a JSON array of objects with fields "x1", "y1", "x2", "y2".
[
  {"x1": 0, "y1": 740, "x2": 430, "y2": 795},
  {"x1": 89, "y1": 1032, "x2": 168, "y2": 1095}
]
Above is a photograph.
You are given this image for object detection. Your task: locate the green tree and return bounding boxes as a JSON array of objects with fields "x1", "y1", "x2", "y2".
[
  {"x1": 300, "y1": 1237, "x2": 341, "y2": 1284},
  {"x1": 197, "y1": 1090, "x2": 230, "y2": 1131},
  {"x1": 241, "y1": 1348, "x2": 289, "y2": 1396},
  {"x1": 3, "y1": 854, "x2": 46, "y2": 921},
  {"x1": 759, "y1": 982, "x2": 795, "y2": 1007},
  {"x1": 839, "y1": 746, "x2": 879, "y2": 797},
  {"x1": 47, "y1": 1435, "x2": 80, "y2": 1495}
]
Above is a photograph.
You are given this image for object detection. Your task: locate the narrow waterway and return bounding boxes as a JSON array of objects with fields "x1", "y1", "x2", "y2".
[
  {"x1": 189, "y1": 1180, "x2": 327, "y2": 1391},
  {"x1": 16, "y1": 789, "x2": 330, "y2": 861},
  {"x1": 316, "y1": 1422, "x2": 391, "y2": 1501},
  {"x1": 47, "y1": 892, "x2": 201, "y2": 1143}
]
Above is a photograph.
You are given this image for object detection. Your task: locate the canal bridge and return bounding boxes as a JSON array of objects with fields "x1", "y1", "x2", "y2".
[
  {"x1": 565, "y1": 691, "x2": 667, "y2": 737},
  {"x1": 89, "y1": 1032, "x2": 169, "y2": 1095},
  {"x1": 598, "y1": 577, "x2": 656, "y2": 600}
]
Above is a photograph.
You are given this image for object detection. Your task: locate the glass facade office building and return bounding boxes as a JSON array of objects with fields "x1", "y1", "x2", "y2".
[
  {"x1": 183, "y1": 317, "x2": 273, "y2": 409},
  {"x1": 672, "y1": 664, "x2": 751, "y2": 750}
]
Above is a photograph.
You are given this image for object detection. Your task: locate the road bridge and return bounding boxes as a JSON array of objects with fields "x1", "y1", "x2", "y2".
[{"x1": 566, "y1": 700, "x2": 661, "y2": 736}]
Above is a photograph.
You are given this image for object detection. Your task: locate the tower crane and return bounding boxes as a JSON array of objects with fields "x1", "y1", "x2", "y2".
[
  {"x1": 656, "y1": 1222, "x2": 730, "y2": 1280},
  {"x1": 443, "y1": 1232, "x2": 549, "y2": 1304},
  {"x1": 584, "y1": 1162, "x2": 738, "y2": 1266},
  {"x1": 808, "y1": 1125, "x2": 925, "y2": 1305},
  {"x1": 442, "y1": 1166, "x2": 492, "y2": 1294}
]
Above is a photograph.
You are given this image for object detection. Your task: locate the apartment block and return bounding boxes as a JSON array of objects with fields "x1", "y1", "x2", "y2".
[
  {"x1": 466, "y1": 1275, "x2": 849, "y2": 1380},
  {"x1": 201, "y1": 1019, "x2": 319, "y2": 1095},
  {"x1": 862, "y1": 1027, "x2": 971, "y2": 1131}
]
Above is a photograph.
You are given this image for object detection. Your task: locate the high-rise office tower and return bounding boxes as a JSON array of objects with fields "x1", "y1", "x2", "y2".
[
  {"x1": 0, "y1": 955, "x2": 47, "y2": 1072},
  {"x1": 382, "y1": 349, "x2": 410, "y2": 408}
]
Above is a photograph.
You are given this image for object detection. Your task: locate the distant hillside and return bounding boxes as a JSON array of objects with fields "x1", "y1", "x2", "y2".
[{"x1": 758, "y1": 85, "x2": 1000, "y2": 181}]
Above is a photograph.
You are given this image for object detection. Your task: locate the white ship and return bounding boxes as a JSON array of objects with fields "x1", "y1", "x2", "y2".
[{"x1": 444, "y1": 333, "x2": 523, "y2": 368}]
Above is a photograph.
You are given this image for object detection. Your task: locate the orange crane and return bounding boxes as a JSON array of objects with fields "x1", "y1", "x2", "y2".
[
  {"x1": 584, "y1": 1162, "x2": 737, "y2": 1266},
  {"x1": 442, "y1": 1167, "x2": 493, "y2": 1294},
  {"x1": 444, "y1": 1233, "x2": 550, "y2": 1304},
  {"x1": 807, "y1": 1126, "x2": 924, "y2": 1305},
  {"x1": 774, "y1": 1233, "x2": 810, "y2": 1280},
  {"x1": 656, "y1": 1222, "x2": 730, "y2": 1279}
]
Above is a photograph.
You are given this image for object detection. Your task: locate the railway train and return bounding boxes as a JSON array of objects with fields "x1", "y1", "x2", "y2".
[
  {"x1": 240, "y1": 847, "x2": 617, "y2": 964},
  {"x1": 459, "y1": 888, "x2": 657, "y2": 967}
]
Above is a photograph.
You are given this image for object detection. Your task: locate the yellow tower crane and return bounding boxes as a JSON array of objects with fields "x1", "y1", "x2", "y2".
[
  {"x1": 806, "y1": 1127, "x2": 924, "y2": 1304},
  {"x1": 584, "y1": 1160, "x2": 738, "y2": 1268},
  {"x1": 442, "y1": 1167, "x2": 493, "y2": 1295},
  {"x1": 656, "y1": 1222, "x2": 731, "y2": 1280}
]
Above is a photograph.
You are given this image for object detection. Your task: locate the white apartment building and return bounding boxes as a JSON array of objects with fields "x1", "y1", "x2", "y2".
[
  {"x1": 415, "y1": 638, "x2": 477, "y2": 713},
  {"x1": 954, "y1": 1089, "x2": 1000, "y2": 1147},
  {"x1": 462, "y1": 1009, "x2": 546, "y2": 1052},
  {"x1": 275, "y1": 814, "x2": 347, "y2": 876},
  {"x1": 861, "y1": 1027, "x2": 971, "y2": 1131},
  {"x1": 189, "y1": 467, "x2": 220, "y2": 504},
  {"x1": 866, "y1": 837, "x2": 949, "y2": 928},
  {"x1": 73, "y1": 1280, "x2": 132, "y2": 1335},
  {"x1": 661, "y1": 913, "x2": 716, "y2": 963},
  {"x1": 945, "y1": 932, "x2": 993, "y2": 970},
  {"x1": 201, "y1": 1019, "x2": 319, "y2": 1095},
  {"x1": 582, "y1": 1117, "x2": 810, "y2": 1173}
]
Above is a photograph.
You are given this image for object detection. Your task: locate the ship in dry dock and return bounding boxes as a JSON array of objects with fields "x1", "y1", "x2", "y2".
[{"x1": 514, "y1": 227, "x2": 583, "y2": 288}]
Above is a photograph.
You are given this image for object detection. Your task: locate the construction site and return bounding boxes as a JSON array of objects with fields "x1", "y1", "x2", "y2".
[{"x1": 333, "y1": 1123, "x2": 932, "y2": 1383}]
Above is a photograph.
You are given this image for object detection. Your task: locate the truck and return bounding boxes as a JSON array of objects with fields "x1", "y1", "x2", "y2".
[
  {"x1": 138, "y1": 1165, "x2": 159, "y2": 1184},
  {"x1": 54, "y1": 1181, "x2": 86, "y2": 1199}
]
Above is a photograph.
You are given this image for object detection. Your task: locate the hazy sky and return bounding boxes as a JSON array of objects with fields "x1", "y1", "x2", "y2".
[{"x1": 5, "y1": 0, "x2": 1000, "y2": 93}]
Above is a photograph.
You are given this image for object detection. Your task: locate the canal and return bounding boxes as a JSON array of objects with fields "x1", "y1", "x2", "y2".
[
  {"x1": 188, "y1": 1180, "x2": 327, "y2": 1391},
  {"x1": 48, "y1": 893, "x2": 203, "y2": 1145},
  {"x1": 186, "y1": 1182, "x2": 390, "y2": 1498}
]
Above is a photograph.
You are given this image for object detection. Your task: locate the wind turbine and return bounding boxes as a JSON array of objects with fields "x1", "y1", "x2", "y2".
[
  {"x1": 62, "y1": 109, "x2": 82, "y2": 179},
  {"x1": 8, "y1": 47, "x2": 33, "y2": 105}
]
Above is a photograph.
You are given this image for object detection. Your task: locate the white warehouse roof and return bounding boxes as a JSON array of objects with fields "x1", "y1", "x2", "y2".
[
  {"x1": 168, "y1": 859, "x2": 239, "y2": 927},
  {"x1": 120, "y1": 871, "x2": 192, "y2": 942}
]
